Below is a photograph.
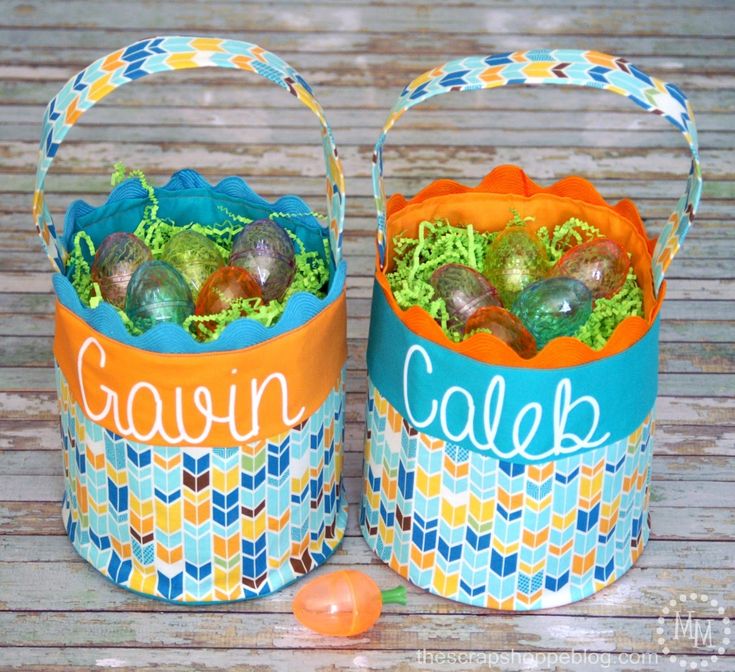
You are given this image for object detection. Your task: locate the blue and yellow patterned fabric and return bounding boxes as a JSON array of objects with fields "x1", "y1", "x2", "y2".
[
  {"x1": 371, "y1": 49, "x2": 701, "y2": 294},
  {"x1": 59, "y1": 366, "x2": 347, "y2": 603},
  {"x1": 361, "y1": 50, "x2": 701, "y2": 609},
  {"x1": 37, "y1": 37, "x2": 349, "y2": 602},
  {"x1": 361, "y1": 383, "x2": 652, "y2": 610},
  {"x1": 34, "y1": 36, "x2": 345, "y2": 272}
]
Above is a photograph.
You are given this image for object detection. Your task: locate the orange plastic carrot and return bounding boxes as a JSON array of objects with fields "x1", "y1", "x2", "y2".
[{"x1": 292, "y1": 570, "x2": 407, "y2": 637}]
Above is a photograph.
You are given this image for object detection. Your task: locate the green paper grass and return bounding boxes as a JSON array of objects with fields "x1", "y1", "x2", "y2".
[
  {"x1": 387, "y1": 211, "x2": 644, "y2": 350},
  {"x1": 67, "y1": 165, "x2": 330, "y2": 341}
]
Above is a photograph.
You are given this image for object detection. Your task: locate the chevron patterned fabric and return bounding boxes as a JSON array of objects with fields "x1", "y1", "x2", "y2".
[
  {"x1": 360, "y1": 382, "x2": 653, "y2": 610},
  {"x1": 361, "y1": 50, "x2": 695, "y2": 609},
  {"x1": 58, "y1": 365, "x2": 348, "y2": 603},
  {"x1": 34, "y1": 36, "x2": 345, "y2": 273},
  {"x1": 371, "y1": 49, "x2": 701, "y2": 294},
  {"x1": 39, "y1": 36, "x2": 349, "y2": 603}
]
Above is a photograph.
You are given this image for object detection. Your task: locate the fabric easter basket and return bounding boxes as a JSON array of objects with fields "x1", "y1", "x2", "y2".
[
  {"x1": 34, "y1": 37, "x2": 348, "y2": 603},
  {"x1": 360, "y1": 50, "x2": 701, "y2": 610}
]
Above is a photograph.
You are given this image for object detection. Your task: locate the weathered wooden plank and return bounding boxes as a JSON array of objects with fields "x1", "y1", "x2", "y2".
[
  {"x1": 4, "y1": 230, "x2": 735, "y2": 271},
  {"x1": 2, "y1": 277, "x2": 734, "y2": 306},
  {"x1": 2, "y1": 4, "x2": 733, "y2": 39},
  {"x1": 3, "y1": 314, "x2": 733, "y2": 349},
  {"x1": 0, "y1": 346, "x2": 735, "y2": 394},
  {"x1": 259, "y1": 0, "x2": 734, "y2": 5},
  {"x1": 0, "y1": 291, "x2": 730, "y2": 325},
  {"x1": 4, "y1": 103, "x2": 735, "y2": 132},
  {"x1": 3, "y1": 175, "x2": 731, "y2": 202},
  {"x1": 1, "y1": 375, "x2": 733, "y2": 431},
  {"x1": 2, "y1": 256, "x2": 734, "y2": 292},
  {"x1": 0, "y1": 646, "x2": 690, "y2": 672},
  {"x1": 0, "y1": 363, "x2": 376, "y2": 398},
  {"x1": 3, "y1": 276, "x2": 733, "y2": 303},
  {"x1": 3, "y1": 142, "x2": 726, "y2": 179},
  {"x1": 6, "y1": 65, "x2": 731, "y2": 94},
  {"x1": 10, "y1": 123, "x2": 733, "y2": 149},
  {"x1": 3, "y1": 104, "x2": 731, "y2": 147},
  {"x1": 0, "y1": 609, "x2": 728, "y2": 656},
  {"x1": 0, "y1": 421, "x2": 59, "y2": 450},
  {"x1": 3, "y1": 225, "x2": 734, "y2": 264},
  {"x1": 1, "y1": 0, "x2": 729, "y2": 8},
  {"x1": 657, "y1": 343, "x2": 735, "y2": 373},
  {"x1": 2, "y1": 412, "x2": 735, "y2": 456},
  {"x1": 333, "y1": 254, "x2": 735, "y2": 279},
  {"x1": 0, "y1": 331, "x2": 376, "y2": 369},
  {"x1": 1, "y1": 212, "x2": 733, "y2": 245},
  {"x1": 230, "y1": 0, "x2": 734, "y2": 5},
  {"x1": 0, "y1": 391, "x2": 58, "y2": 420},
  {"x1": 2, "y1": 24, "x2": 735, "y2": 59},
  {"x1": 3, "y1": 449, "x2": 733, "y2": 482},
  {"x1": 3, "y1": 246, "x2": 725, "y2": 277},
  {"x1": 4, "y1": 78, "x2": 732, "y2": 116},
  {"x1": 0, "y1": 559, "x2": 732, "y2": 618}
]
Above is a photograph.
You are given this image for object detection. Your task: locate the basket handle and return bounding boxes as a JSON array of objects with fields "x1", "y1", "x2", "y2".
[
  {"x1": 372, "y1": 49, "x2": 701, "y2": 294},
  {"x1": 33, "y1": 36, "x2": 345, "y2": 272}
]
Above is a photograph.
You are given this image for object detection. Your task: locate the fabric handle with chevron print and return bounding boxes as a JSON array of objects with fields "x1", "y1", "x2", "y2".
[
  {"x1": 372, "y1": 49, "x2": 702, "y2": 294},
  {"x1": 33, "y1": 36, "x2": 346, "y2": 273}
]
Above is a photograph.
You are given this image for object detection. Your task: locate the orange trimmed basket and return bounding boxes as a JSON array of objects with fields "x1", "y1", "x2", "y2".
[{"x1": 360, "y1": 50, "x2": 701, "y2": 610}]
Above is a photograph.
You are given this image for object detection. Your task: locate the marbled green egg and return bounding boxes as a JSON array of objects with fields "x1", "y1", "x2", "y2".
[
  {"x1": 160, "y1": 229, "x2": 224, "y2": 300},
  {"x1": 483, "y1": 228, "x2": 548, "y2": 307}
]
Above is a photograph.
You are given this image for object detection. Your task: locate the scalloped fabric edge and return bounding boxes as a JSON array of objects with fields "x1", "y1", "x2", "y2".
[
  {"x1": 377, "y1": 165, "x2": 665, "y2": 369},
  {"x1": 57, "y1": 169, "x2": 344, "y2": 354},
  {"x1": 62, "y1": 168, "x2": 329, "y2": 253},
  {"x1": 54, "y1": 262, "x2": 346, "y2": 354}
]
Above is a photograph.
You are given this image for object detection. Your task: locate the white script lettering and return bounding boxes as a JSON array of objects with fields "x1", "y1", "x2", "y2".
[
  {"x1": 401, "y1": 344, "x2": 610, "y2": 460},
  {"x1": 76, "y1": 336, "x2": 305, "y2": 445}
]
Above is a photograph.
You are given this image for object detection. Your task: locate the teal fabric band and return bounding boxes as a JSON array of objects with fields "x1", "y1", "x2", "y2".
[{"x1": 367, "y1": 283, "x2": 659, "y2": 464}]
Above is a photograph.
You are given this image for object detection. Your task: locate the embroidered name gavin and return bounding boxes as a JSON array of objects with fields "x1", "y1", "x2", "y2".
[{"x1": 77, "y1": 336, "x2": 305, "y2": 445}]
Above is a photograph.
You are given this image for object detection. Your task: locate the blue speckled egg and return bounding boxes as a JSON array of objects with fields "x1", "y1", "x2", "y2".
[{"x1": 125, "y1": 260, "x2": 194, "y2": 333}]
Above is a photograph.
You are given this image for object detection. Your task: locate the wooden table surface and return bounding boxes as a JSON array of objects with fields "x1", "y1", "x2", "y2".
[{"x1": 0, "y1": 1, "x2": 733, "y2": 670}]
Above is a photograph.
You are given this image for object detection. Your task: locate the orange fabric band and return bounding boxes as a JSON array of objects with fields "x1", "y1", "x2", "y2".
[{"x1": 54, "y1": 293, "x2": 347, "y2": 447}]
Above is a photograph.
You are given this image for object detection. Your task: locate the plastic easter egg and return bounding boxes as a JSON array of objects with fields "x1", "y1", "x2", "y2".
[
  {"x1": 160, "y1": 229, "x2": 224, "y2": 299},
  {"x1": 292, "y1": 570, "x2": 407, "y2": 637},
  {"x1": 512, "y1": 277, "x2": 593, "y2": 348},
  {"x1": 125, "y1": 260, "x2": 194, "y2": 333},
  {"x1": 91, "y1": 231, "x2": 152, "y2": 309},
  {"x1": 551, "y1": 238, "x2": 630, "y2": 300},
  {"x1": 229, "y1": 219, "x2": 296, "y2": 302},
  {"x1": 194, "y1": 266, "x2": 262, "y2": 316},
  {"x1": 464, "y1": 306, "x2": 538, "y2": 359},
  {"x1": 430, "y1": 263, "x2": 501, "y2": 333},
  {"x1": 483, "y1": 228, "x2": 548, "y2": 307}
]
